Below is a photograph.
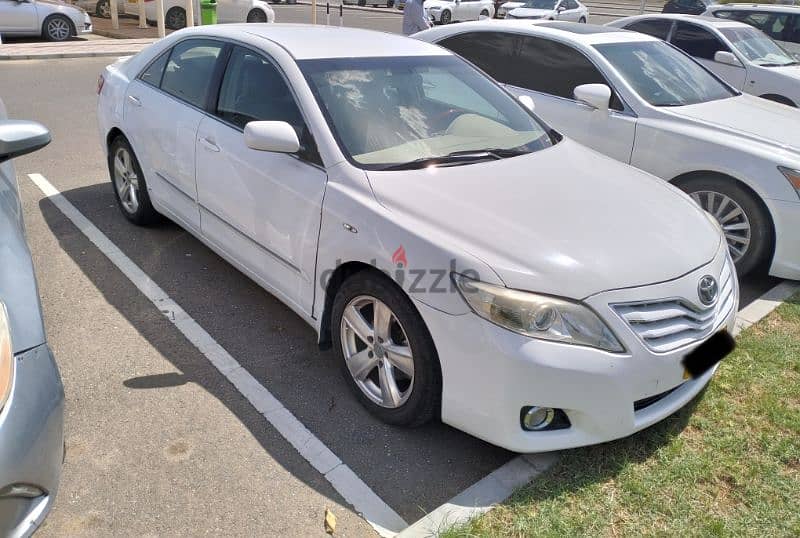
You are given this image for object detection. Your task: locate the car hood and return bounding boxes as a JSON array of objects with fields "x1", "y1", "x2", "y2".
[
  {"x1": 366, "y1": 139, "x2": 720, "y2": 299},
  {"x1": 509, "y1": 7, "x2": 554, "y2": 16},
  {"x1": 667, "y1": 94, "x2": 800, "y2": 154}
]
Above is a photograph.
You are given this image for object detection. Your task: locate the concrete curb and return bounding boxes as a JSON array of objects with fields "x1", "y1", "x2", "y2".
[{"x1": 0, "y1": 50, "x2": 144, "y2": 60}]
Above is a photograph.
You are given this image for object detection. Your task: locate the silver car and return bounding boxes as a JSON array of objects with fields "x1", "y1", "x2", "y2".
[
  {"x1": 0, "y1": 0, "x2": 92, "y2": 41},
  {"x1": 0, "y1": 99, "x2": 64, "y2": 537}
]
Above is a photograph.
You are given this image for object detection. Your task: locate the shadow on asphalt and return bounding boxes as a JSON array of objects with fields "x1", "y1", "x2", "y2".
[{"x1": 39, "y1": 183, "x2": 512, "y2": 524}]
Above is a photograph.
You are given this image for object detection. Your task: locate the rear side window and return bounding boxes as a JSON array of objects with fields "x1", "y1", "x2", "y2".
[
  {"x1": 160, "y1": 39, "x2": 224, "y2": 109},
  {"x1": 671, "y1": 22, "x2": 730, "y2": 60},
  {"x1": 624, "y1": 19, "x2": 673, "y2": 41},
  {"x1": 438, "y1": 32, "x2": 519, "y2": 83},
  {"x1": 139, "y1": 50, "x2": 169, "y2": 87}
]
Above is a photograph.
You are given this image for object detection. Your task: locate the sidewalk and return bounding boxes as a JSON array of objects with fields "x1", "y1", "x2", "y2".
[
  {"x1": 0, "y1": 35, "x2": 157, "y2": 60},
  {"x1": 91, "y1": 14, "x2": 173, "y2": 39}
]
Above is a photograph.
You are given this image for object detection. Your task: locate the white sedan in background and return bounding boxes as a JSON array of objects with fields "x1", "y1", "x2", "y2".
[
  {"x1": 97, "y1": 24, "x2": 735, "y2": 452},
  {"x1": 0, "y1": 0, "x2": 91, "y2": 41},
  {"x1": 416, "y1": 21, "x2": 800, "y2": 279},
  {"x1": 496, "y1": 1, "x2": 524, "y2": 18},
  {"x1": 145, "y1": 0, "x2": 275, "y2": 29},
  {"x1": 424, "y1": 0, "x2": 494, "y2": 25},
  {"x1": 506, "y1": 0, "x2": 588, "y2": 22},
  {"x1": 609, "y1": 14, "x2": 800, "y2": 107}
]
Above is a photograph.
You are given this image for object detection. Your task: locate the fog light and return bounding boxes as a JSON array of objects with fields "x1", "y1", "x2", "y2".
[
  {"x1": 0, "y1": 484, "x2": 45, "y2": 499},
  {"x1": 521, "y1": 406, "x2": 555, "y2": 431}
]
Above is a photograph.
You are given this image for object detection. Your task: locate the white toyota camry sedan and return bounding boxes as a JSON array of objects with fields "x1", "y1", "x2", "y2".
[
  {"x1": 417, "y1": 21, "x2": 800, "y2": 280},
  {"x1": 97, "y1": 25, "x2": 737, "y2": 452}
]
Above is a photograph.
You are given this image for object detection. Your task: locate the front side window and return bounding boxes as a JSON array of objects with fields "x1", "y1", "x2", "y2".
[
  {"x1": 160, "y1": 39, "x2": 224, "y2": 109},
  {"x1": 670, "y1": 22, "x2": 730, "y2": 60},
  {"x1": 216, "y1": 46, "x2": 320, "y2": 165},
  {"x1": 624, "y1": 19, "x2": 673, "y2": 41},
  {"x1": 596, "y1": 41, "x2": 736, "y2": 106},
  {"x1": 719, "y1": 26, "x2": 797, "y2": 67},
  {"x1": 299, "y1": 55, "x2": 554, "y2": 169}
]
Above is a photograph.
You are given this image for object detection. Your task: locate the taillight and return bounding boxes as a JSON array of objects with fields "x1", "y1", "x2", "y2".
[{"x1": 97, "y1": 74, "x2": 105, "y2": 95}]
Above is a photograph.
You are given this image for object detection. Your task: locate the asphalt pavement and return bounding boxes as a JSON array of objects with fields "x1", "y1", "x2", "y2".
[{"x1": 0, "y1": 36, "x2": 781, "y2": 537}]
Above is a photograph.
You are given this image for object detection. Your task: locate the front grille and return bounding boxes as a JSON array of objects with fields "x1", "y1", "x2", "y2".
[{"x1": 611, "y1": 257, "x2": 735, "y2": 353}]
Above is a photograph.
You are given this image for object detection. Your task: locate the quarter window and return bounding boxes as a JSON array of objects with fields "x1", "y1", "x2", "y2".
[
  {"x1": 160, "y1": 39, "x2": 224, "y2": 109},
  {"x1": 671, "y1": 22, "x2": 731, "y2": 60},
  {"x1": 139, "y1": 50, "x2": 169, "y2": 88}
]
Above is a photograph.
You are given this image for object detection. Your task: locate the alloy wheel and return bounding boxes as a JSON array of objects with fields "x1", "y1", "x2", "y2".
[
  {"x1": 47, "y1": 18, "x2": 71, "y2": 41},
  {"x1": 112, "y1": 146, "x2": 141, "y2": 215},
  {"x1": 167, "y1": 8, "x2": 186, "y2": 28},
  {"x1": 690, "y1": 190, "x2": 751, "y2": 262},
  {"x1": 340, "y1": 296, "x2": 414, "y2": 408}
]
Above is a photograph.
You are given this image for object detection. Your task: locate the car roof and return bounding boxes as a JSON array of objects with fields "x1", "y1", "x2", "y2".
[
  {"x1": 168, "y1": 24, "x2": 450, "y2": 60},
  {"x1": 421, "y1": 20, "x2": 662, "y2": 45},
  {"x1": 707, "y1": 3, "x2": 800, "y2": 12},
  {"x1": 617, "y1": 13, "x2": 749, "y2": 29}
]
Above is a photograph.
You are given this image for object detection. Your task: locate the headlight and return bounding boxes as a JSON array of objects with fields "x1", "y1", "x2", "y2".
[
  {"x1": 453, "y1": 274, "x2": 624, "y2": 352},
  {"x1": 778, "y1": 166, "x2": 800, "y2": 199},
  {"x1": 429, "y1": 6, "x2": 441, "y2": 10},
  {"x1": 0, "y1": 302, "x2": 14, "y2": 411}
]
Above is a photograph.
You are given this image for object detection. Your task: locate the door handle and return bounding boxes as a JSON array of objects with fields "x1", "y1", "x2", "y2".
[
  {"x1": 127, "y1": 95, "x2": 142, "y2": 107},
  {"x1": 199, "y1": 136, "x2": 220, "y2": 152}
]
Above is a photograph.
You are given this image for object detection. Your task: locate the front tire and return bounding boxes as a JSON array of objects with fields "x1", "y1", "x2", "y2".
[
  {"x1": 440, "y1": 9, "x2": 451, "y2": 23},
  {"x1": 676, "y1": 176, "x2": 773, "y2": 276},
  {"x1": 108, "y1": 137, "x2": 160, "y2": 226},
  {"x1": 165, "y1": 6, "x2": 186, "y2": 29},
  {"x1": 480, "y1": 8, "x2": 489, "y2": 17},
  {"x1": 43, "y1": 15, "x2": 73, "y2": 42},
  {"x1": 247, "y1": 8, "x2": 268, "y2": 22},
  {"x1": 332, "y1": 271, "x2": 441, "y2": 426}
]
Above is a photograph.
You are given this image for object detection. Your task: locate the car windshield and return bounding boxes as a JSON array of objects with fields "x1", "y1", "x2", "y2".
[
  {"x1": 719, "y1": 27, "x2": 798, "y2": 67},
  {"x1": 521, "y1": 0, "x2": 557, "y2": 8},
  {"x1": 595, "y1": 41, "x2": 737, "y2": 107},
  {"x1": 299, "y1": 55, "x2": 555, "y2": 170}
]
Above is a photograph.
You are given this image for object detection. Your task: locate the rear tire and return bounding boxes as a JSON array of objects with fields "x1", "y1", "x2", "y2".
[
  {"x1": 247, "y1": 8, "x2": 268, "y2": 22},
  {"x1": 108, "y1": 136, "x2": 160, "y2": 226},
  {"x1": 332, "y1": 271, "x2": 441, "y2": 427},
  {"x1": 43, "y1": 15, "x2": 73, "y2": 42},
  {"x1": 165, "y1": 6, "x2": 186, "y2": 29},
  {"x1": 675, "y1": 176, "x2": 773, "y2": 276}
]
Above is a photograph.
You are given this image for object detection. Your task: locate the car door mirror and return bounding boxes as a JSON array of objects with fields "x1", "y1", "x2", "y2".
[
  {"x1": 244, "y1": 121, "x2": 300, "y2": 154},
  {"x1": 518, "y1": 94, "x2": 535, "y2": 112},
  {"x1": 0, "y1": 120, "x2": 51, "y2": 164},
  {"x1": 714, "y1": 50, "x2": 742, "y2": 67},
  {"x1": 574, "y1": 84, "x2": 611, "y2": 111}
]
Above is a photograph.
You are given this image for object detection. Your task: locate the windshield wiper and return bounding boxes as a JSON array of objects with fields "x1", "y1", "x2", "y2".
[{"x1": 376, "y1": 148, "x2": 528, "y2": 171}]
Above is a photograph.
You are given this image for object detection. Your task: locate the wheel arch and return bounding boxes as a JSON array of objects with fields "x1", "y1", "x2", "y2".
[
  {"x1": 42, "y1": 13, "x2": 76, "y2": 38},
  {"x1": 317, "y1": 261, "x2": 382, "y2": 350},
  {"x1": 106, "y1": 127, "x2": 126, "y2": 150}
]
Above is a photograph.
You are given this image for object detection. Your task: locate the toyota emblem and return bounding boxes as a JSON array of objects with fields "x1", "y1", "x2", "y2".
[{"x1": 698, "y1": 275, "x2": 718, "y2": 306}]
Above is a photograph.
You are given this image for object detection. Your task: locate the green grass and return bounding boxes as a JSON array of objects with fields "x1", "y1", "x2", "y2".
[{"x1": 442, "y1": 295, "x2": 800, "y2": 538}]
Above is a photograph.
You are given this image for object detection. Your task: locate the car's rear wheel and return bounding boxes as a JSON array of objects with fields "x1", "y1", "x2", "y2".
[
  {"x1": 165, "y1": 6, "x2": 186, "y2": 29},
  {"x1": 43, "y1": 15, "x2": 73, "y2": 42},
  {"x1": 440, "y1": 9, "x2": 451, "y2": 23},
  {"x1": 108, "y1": 137, "x2": 160, "y2": 225},
  {"x1": 247, "y1": 8, "x2": 268, "y2": 22},
  {"x1": 579, "y1": 16, "x2": 586, "y2": 22},
  {"x1": 96, "y1": 0, "x2": 111, "y2": 18},
  {"x1": 676, "y1": 176, "x2": 773, "y2": 276},
  {"x1": 332, "y1": 271, "x2": 441, "y2": 426},
  {"x1": 480, "y1": 8, "x2": 489, "y2": 17}
]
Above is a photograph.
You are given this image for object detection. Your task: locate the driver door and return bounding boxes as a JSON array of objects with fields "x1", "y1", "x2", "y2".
[{"x1": 0, "y1": 0, "x2": 38, "y2": 32}]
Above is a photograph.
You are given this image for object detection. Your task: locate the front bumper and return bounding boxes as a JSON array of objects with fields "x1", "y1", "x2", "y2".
[
  {"x1": 418, "y1": 247, "x2": 738, "y2": 453},
  {"x1": 0, "y1": 344, "x2": 65, "y2": 538},
  {"x1": 78, "y1": 14, "x2": 93, "y2": 34},
  {"x1": 766, "y1": 198, "x2": 800, "y2": 281}
]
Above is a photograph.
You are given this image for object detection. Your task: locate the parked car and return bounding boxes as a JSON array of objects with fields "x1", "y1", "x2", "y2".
[
  {"x1": 75, "y1": 0, "x2": 124, "y2": 18},
  {"x1": 0, "y1": 100, "x2": 64, "y2": 537},
  {"x1": 345, "y1": 0, "x2": 394, "y2": 7},
  {"x1": 98, "y1": 25, "x2": 737, "y2": 452},
  {"x1": 609, "y1": 14, "x2": 800, "y2": 107},
  {"x1": 506, "y1": 0, "x2": 587, "y2": 22},
  {"x1": 144, "y1": 0, "x2": 275, "y2": 29},
  {"x1": 0, "y1": 0, "x2": 92, "y2": 41},
  {"x1": 703, "y1": 4, "x2": 800, "y2": 55},
  {"x1": 662, "y1": 0, "x2": 715, "y2": 15},
  {"x1": 415, "y1": 20, "x2": 800, "y2": 278},
  {"x1": 496, "y1": 0, "x2": 524, "y2": 18},
  {"x1": 424, "y1": 0, "x2": 494, "y2": 24}
]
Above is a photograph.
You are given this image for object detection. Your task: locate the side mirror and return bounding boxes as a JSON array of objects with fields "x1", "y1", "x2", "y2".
[
  {"x1": 244, "y1": 121, "x2": 300, "y2": 154},
  {"x1": 574, "y1": 83, "x2": 611, "y2": 111},
  {"x1": 0, "y1": 120, "x2": 51, "y2": 164},
  {"x1": 518, "y1": 94, "x2": 535, "y2": 112},
  {"x1": 714, "y1": 50, "x2": 742, "y2": 67}
]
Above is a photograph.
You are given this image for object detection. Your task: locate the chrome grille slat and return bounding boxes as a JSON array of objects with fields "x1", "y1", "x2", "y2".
[{"x1": 611, "y1": 258, "x2": 736, "y2": 353}]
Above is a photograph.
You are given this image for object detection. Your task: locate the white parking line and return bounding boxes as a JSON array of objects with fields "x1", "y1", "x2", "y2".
[{"x1": 28, "y1": 173, "x2": 407, "y2": 537}]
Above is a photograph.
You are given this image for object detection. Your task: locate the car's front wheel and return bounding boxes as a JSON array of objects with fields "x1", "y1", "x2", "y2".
[
  {"x1": 676, "y1": 176, "x2": 773, "y2": 276},
  {"x1": 579, "y1": 16, "x2": 586, "y2": 22},
  {"x1": 480, "y1": 8, "x2": 489, "y2": 17},
  {"x1": 440, "y1": 9, "x2": 451, "y2": 23},
  {"x1": 332, "y1": 271, "x2": 441, "y2": 426},
  {"x1": 108, "y1": 136, "x2": 160, "y2": 225},
  {"x1": 165, "y1": 6, "x2": 187, "y2": 29},
  {"x1": 43, "y1": 15, "x2": 73, "y2": 42}
]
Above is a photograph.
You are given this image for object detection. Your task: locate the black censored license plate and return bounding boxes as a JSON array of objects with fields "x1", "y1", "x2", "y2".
[{"x1": 682, "y1": 330, "x2": 736, "y2": 379}]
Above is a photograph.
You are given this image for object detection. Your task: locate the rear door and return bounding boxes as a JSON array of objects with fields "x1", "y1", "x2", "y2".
[
  {"x1": 123, "y1": 38, "x2": 226, "y2": 231},
  {"x1": 0, "y1": 0, "x2": 38, "y2": 33},
  {"x1": 670, "y1": 21, "x2": 747, "y2": 89}
]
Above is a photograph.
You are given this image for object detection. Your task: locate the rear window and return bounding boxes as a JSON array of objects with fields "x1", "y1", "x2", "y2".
[{"x1": 624, "y1": 19, "x2": 673, "y2": 41}]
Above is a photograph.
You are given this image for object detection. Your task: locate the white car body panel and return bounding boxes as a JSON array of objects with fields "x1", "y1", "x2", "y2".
[
  {"x1": 497, "y1": 0, "x2": 523, "y2": 18},
  {"x1": 143, "y1": 0, "x2": 275, "y2": 23},
  {"x1": 507, "y1": 0, "x2": 588, "y2": 22},
  {"x1": 0, "y1": 0, "x2": 91, "y2": 37},
  {"x1": 98, "y1": 25, "x2": 738, "y2": 452},
  {"x1": 424, "y1": 0, "x2": 495, "y2": 23},
  {"x1": 415, "y1": 20, "x2": 800, "y2": 280}
]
